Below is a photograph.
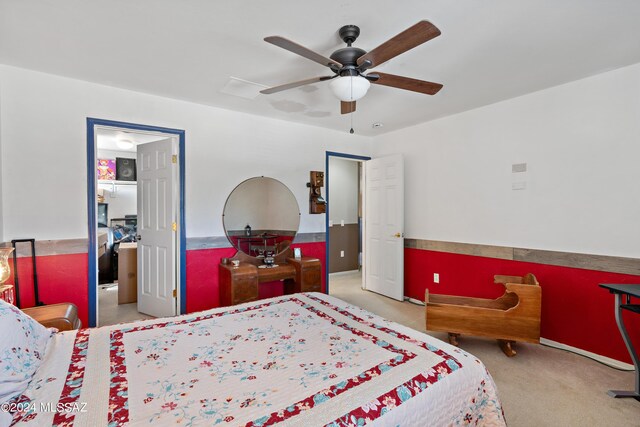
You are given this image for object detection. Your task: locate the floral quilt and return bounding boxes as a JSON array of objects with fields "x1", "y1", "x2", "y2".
[{"x1": 9, "y1": 293, "x2": 505, "y2": 426}]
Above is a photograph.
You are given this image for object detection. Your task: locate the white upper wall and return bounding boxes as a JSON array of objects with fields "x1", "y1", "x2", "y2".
[
  {"x1": 373, "y1": 62, "x2": 640, "y2": 258},
  {"x1": 328, "y1": 157, "x2": 359, "y2": 225},
  {"x1": 3, "y1": 61, "x2": 639, "y2": 258},
  {"x1": 0, "y1": 65, "x2": 372, "y2": 241}
]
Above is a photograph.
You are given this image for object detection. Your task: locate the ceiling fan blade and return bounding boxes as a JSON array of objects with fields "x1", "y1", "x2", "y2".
[
  {"x1": 265, "y1": 36, "x2": 342, "y2": 68},
  {"x1": 357, "y1": 20, "x2": 441, "y2": 68},
  {"x1": 341, "y1": 101, "x2": 356, "y2": 114},
  {"x1": 371, "y1": 72, "x2": 443, "y2": 95},
  {"x1": 261, "y1": 76, "x2": 334, "y2": 94}
]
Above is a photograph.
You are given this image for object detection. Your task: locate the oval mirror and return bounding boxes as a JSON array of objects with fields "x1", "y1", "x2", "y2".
[{"x1": 223, "y1": 177, "x2": 300, "y2": 258}]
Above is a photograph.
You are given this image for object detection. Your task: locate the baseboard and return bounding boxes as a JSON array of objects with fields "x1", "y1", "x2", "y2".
[
  {"x1": 404, "y1": 297, "x2": 425, "y2": 306},
  {"x1": 540, "y1": 338, "x2": 634, "y2": 371}
]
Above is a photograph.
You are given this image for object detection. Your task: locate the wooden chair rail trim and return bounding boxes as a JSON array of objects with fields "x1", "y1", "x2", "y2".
[{"x1": 405, "y1": 238, "x2": 640, "y2": 276}]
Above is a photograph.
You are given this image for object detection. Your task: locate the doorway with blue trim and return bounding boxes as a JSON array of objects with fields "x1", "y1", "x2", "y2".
[
  {"x1": 87, "y1": 118, "x2": 186, "y2": 327},
  {"x1": 325, "y1": 151, "x2": 370, "y2": 299}
]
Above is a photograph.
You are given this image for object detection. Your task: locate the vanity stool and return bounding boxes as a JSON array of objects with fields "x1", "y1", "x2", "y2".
[{"x1": 22, "y1": 303, "x2": 82, "y2": 331}]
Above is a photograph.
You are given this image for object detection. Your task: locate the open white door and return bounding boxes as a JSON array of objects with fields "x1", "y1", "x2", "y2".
[
  {"x1": 364, "y1": 154, "x2": 404, "y2": 301},
  {"x1": 137, "y1": 138, "x2": 178, "y2": 317}
]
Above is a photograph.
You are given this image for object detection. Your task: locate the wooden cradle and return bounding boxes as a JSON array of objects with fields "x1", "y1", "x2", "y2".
[{"x1": 425, "y1": 274, "x2": 541, "y2": 357}]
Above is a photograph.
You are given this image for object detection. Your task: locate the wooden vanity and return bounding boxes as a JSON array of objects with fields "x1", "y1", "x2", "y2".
[
  {"x1": 220, "y1": 176, "x2": 319, "y2": 307},
  {"x1": 219, "y1": 246, "x2": 321, "y2": 306}
]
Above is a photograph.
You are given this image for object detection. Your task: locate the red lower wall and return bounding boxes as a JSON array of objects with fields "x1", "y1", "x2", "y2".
[
  {"x1": 405, "y1": 248, "x2": 640, "y2": 364},
  {"x1": 11, "y1": 254, "x2": 89, "y2": 327},
  {"x1": 9, "y1": 244, "x2": 636, "y2": 365},
  {"x1": 184, "y1": 247, "x2": 237, "y2": 313},
  {"x1": 185, "y1": 242, "x2": 327, "y2": 314},
  {"x1": 9, "y1": 242, "x2": 326, "y2": 328}
]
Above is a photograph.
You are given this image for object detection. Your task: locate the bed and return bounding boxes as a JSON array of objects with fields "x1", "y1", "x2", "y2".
[{"x1": 7, "y1": 293, "x2": 505, "y2": 426}]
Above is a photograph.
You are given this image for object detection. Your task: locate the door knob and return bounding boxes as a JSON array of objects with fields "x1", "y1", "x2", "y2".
[
  {"x1": 136, "y1": 235, "x2": 142, "y2": 241},
  {"x1": 394, "y1": 232, "x2": 402, "y2": 238}
]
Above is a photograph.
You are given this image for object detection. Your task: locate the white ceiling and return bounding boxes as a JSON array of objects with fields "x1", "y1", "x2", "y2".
[
  {"x1": 96, "y1": 128, "x2": 169, "y2": 152},
  {"x1": 1, "y1": 0, "x2": 639, "y2": 136}
]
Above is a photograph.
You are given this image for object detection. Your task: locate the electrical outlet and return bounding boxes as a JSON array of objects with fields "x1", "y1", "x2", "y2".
[
  {"x1": 340, "y1": 250, "x2": 344, "y2": 258},
  {"x1": 433, "y1": 273, "x2": 440, "y2": 283}
]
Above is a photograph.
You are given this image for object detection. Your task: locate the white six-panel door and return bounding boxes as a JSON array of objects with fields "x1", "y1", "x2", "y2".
[
  {"x1": 364, "y1": 154, "x2": 404, "y2": 301},
  {"x1": 137, "y1": 138, "x2": 178, "y2": 317}
]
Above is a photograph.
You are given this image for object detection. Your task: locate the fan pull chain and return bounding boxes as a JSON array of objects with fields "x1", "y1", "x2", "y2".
[{"x1": 349, "y1": 76, "x2": 355, "y2": 134}]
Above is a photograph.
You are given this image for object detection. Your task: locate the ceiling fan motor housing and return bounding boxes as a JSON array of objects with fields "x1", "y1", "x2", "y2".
[
  {"x1": 330, "y1": 47, "x2": 366, "y2": 70},
  {"x1": 338, "y1": 25, "x2": 360, "y2": 45},
  {"x1": 332, "y1": 25, "x2": 369, "y2": 76}
]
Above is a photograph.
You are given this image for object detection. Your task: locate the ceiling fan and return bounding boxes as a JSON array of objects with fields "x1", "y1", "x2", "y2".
[{"x1": 260, "y1": 21, "x2": 443, "y2": 115}]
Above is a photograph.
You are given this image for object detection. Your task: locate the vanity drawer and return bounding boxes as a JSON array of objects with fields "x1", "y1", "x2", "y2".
[
  {"x1": 232, "y1": 275, "x2": 259, "y2": 304},
  {"x1": 219, "y1": 263, "x2": 259, "y2": 306},
  {"x1": 300, "y1": 264, "x2": 321, "y2": 292}
]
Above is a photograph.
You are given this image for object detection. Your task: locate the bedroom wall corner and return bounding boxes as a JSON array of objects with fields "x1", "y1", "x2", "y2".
[
  {"x1": 370, "y1": 62, "x2": 640, "y2": 364},
  {"x1": 371, "y1": 62, "x2": 640, "y2": 257}
]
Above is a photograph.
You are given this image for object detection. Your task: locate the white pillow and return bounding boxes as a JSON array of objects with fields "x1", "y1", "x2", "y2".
[
  {"x1": 0, "y1": 299, "x2": 53, "y2": 404},
  {"x1": 0, "y1": 409, "x2": 11, "y2": 427}
]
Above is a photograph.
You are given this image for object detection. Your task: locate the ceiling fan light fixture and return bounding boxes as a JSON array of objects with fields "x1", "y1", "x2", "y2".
[{"x1": 329, "y1": 75, "x2": 370, "y2": 102}]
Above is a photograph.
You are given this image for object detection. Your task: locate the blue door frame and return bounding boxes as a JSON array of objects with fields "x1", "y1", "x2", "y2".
[
  {"x1": 87, "y1": 118, "x2": 186, "y2": 327},
  {"x1": 325, "y1": 151, "x2": 371, "y2": 293}
]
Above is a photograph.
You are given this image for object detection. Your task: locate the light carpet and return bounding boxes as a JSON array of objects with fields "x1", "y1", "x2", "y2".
[
  {"x1": 98, "y1": 285, "x2": 154, "y2": 327},
  {"x1": 329, "y1": 271, "x2": 639, "y2": 427}
]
